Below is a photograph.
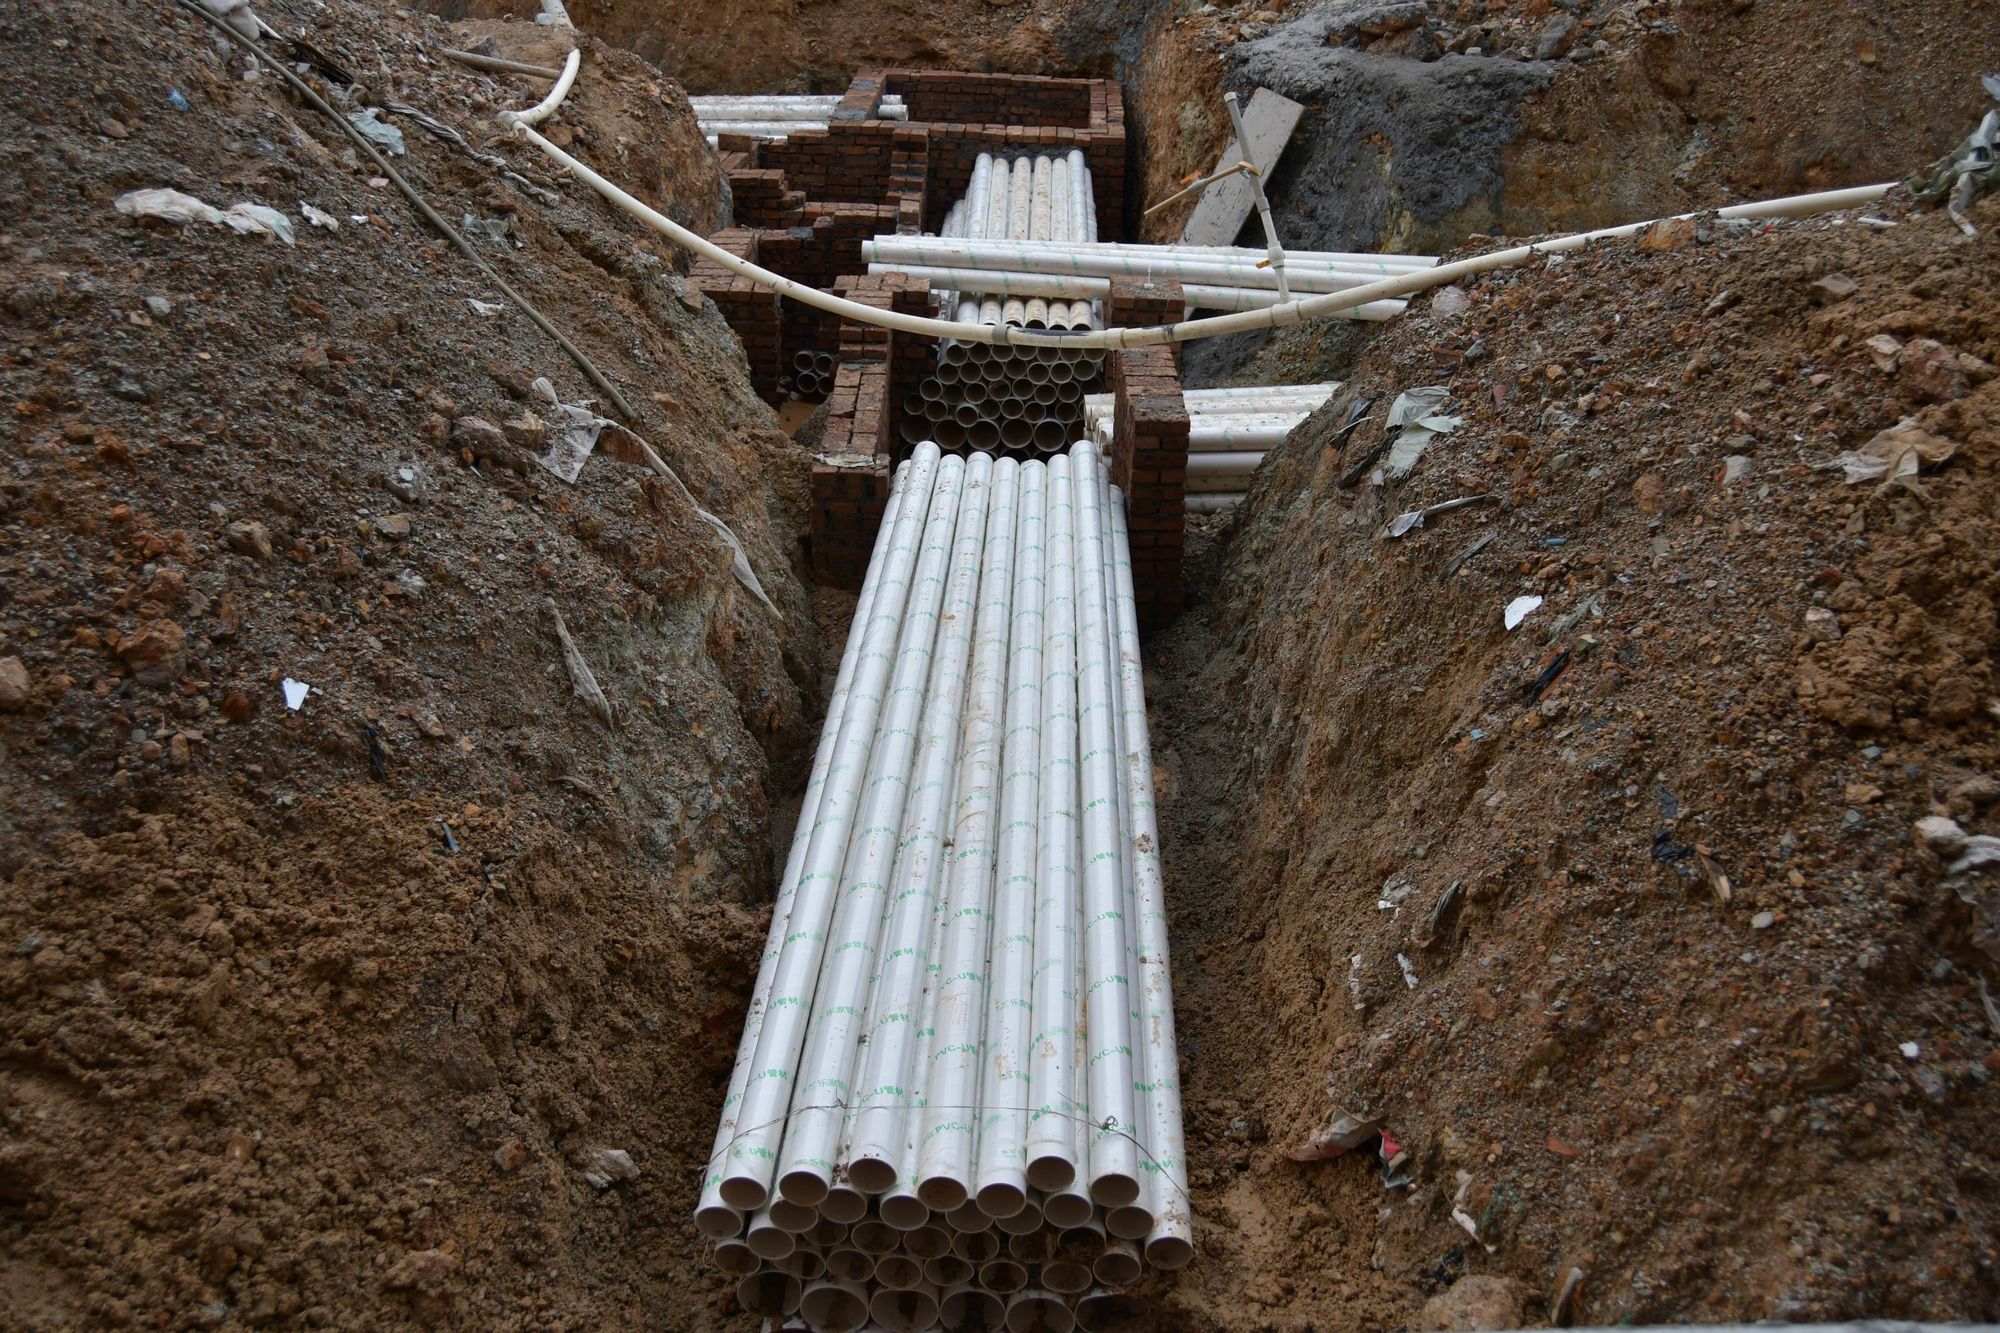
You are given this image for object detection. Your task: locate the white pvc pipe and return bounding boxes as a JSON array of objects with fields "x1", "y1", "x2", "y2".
[
  {"x1": 700, "y1": 120, "x2": 831, "y2": 138},
  {"x1": 1082, "y1": 384, "x2": 1339, "y2": 423},
  {"x1": 866, "y1": 243, "x2": 1420, "y2": 288},
  {"x1": 717, "y1": 446, "x2": 944, "y2": 1211},
  {"x1": 512, "y1": 48, "x2": 580, "y2": 127},
  {"x1": 771, "y1": 454, "x2": 968, "y2": 1208},
  {"x1": 863, "y1": 236, "x2": 1435, "y2": 275},
  {"x1": 866, "y1": 265, "x2": 1408, "y2": 321},
  {"x1": 974, "y1": 460, "x2": 1046, "y2": 1218},
  {"x1": 1106, "y1": 491, "x2": 1192, "y2": 1268},
  {"x1": 1188, "y1": 451, "x2": 1265, "y2": 478},
  {"x1": 1184, "y1": 493, "x2": 1244, "y2": 514},
  {"x1": 916, "y1": 459, "x2": 1020, "y2": 1210},
  {"x1": 1024, "y1": 454, "x2": 1080, "y2": 1193},
  {"x1": 1068, "y1": 443, "x2": 1140, "y2": 1209},
  {"x1": 696, "y1": 465, "x2": 914, "y2": 1235},
  {"x1": 844, "y1": 455, "x2": 995, "y2": 1193},
  {"x1": 1185, "y1": 415, "x2": 1309, "y2": 451},
  {"x1": 866, "y1": 261, "x2": 1385, "y2": 298}
]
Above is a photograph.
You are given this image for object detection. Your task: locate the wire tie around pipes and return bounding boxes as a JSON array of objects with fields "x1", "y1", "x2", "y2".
[{"x1": 161, "y1": 0, "x2": 637, "y2": 421}]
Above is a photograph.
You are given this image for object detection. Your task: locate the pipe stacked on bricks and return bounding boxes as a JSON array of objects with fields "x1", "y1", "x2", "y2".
[
  {"x1": 864, "y1": 236, "x2": 1436, "y2": 320},
  {"x1": 896, "y1": 151, "x2": 1105, "y2": 456},
  {"x1": 699, "y1": 441, "x2": 1191, "y2": 1330},
  {"x1": 695, "y1": 93, "x2": 908, "y2": 143},
  {"x1": 1082, "y1": 382, "x2": 1343, "y2": 511}
]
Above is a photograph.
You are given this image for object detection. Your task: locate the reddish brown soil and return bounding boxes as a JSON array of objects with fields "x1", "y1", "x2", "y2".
[
  {"x1": 1147, "y1": 193, "x2": 2000, "y2": 1328},
  {"x1": 0, "y1": 1, "x2": 818, "y2": 1327}
]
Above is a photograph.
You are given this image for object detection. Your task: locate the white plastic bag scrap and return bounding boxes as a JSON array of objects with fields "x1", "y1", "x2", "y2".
[
  {"x1": 199, "y1": 0, "x2": 272, "y2": 40},
  {"x1": 529, "y1": 375, "x2": 611, "y2": 485},
  {"x1": 116, "y1": 189, "x2": 294, "y2": 244},
  {"x1": 116, "y1": 188, "x2": 223, "y2": 226},
  {"x1": 346, "y1": 107, "x2": 406, "y2": 158},
  {"x1": 1382, "y1": 385, "x2": 1463, "y2": 482},
  {"x1": 300, "y1": 202, "x2": 341, "y2": 230},
  {"x1": 221, "y1": 202, "x2": 294, "y2": 245}
]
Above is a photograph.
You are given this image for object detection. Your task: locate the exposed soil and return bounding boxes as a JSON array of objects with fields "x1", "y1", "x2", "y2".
[
  {"x1": 1146, "y1": 192, "x2": 2000, "y2": 1328},
  {"x1": 5, "y1": 0, "x2": 2000, "y2": 1327},
  {"x1": 0, "y1": 0, "x2": 818, "y2": 1326}
]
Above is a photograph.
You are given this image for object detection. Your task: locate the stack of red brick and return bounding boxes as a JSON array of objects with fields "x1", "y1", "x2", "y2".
[
  {"x1": 1104, "y1": 281, "x2": 1189, "y2": 629},
  {"x1": 687, "y1": 229, "x2": 780, "y2": 399}
]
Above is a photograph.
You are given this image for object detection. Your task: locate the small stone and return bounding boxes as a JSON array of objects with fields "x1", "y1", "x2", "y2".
[
  {"x1": 1533, "y1": 13, "x2": 1575, "y2": 59},
  {"x1": 1750, "y1": 910, "x2": 1775, "y2": 930},
  {"x1": 145, "y1": 295, "x2": 174, "y2": 318},
  {"x1": 375, "y1": 513, "x2": 412, "y2": 541},
  {"x1": 501, "y1": 410, "x2": 548, "y2": 450},
  {"x1": 225, "y1": 520, "x2": 273, "y2": 560},
  {"x1": 1418, "y1": 1275, "x2": 1525, "y2": 1331},
  {"x1": 1914, "y1": 815, "x2": 1969, "y2": 856},
  {"x1": 221, "y1": 690, "x2": 253, "y2": 722},
  {"x1": 0, "y1": 656, "x2": 29, "y2": 711},
  {"x1": 584, "y1": 1148, "x2": 639, "y2": 1189},
  {"x1": 1898, "y1": 338, "x2": 1968, "y2": 404},
  {"x1": 493, "y1": 1139, "x2": 528, "y2": 1173},
  {"x1": 1810, "y1": 274, "x2": 1858, "y2": 304},
  {"x1": 1637, "y1": 217, "x2": 1695, "y2": 253},
  {"x1": 144, "y1": 565, "x2": 186, "y2": 611},
  {"x1": 101, "y1": 118, "x2": 128, "y2": 140},
  {"x1": 1864, "y1": 333, "x2": 1903, "y2": 371},
  {"x1": 1845, "y1": 782, "x2": 1884, "y2": 805},
  {"x1": 1803, "y1": 607, "x2": 1841, "y2": 642},
  {"x1": 1721, "y1": 455, "x2": 1752, "y2": 485},
  {"x1": 117, "y1": 619, "x2": 186, "y2": 675},
  {"x1": 1632, "y1": 471, "x2": 1667, "y2": 514}
]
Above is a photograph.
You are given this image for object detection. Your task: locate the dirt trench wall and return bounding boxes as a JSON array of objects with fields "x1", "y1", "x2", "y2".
[
  {"x1": 1144, "y1": 193, "x2": 2000, "y2": 1329},
  {"x1": 0, "y1": 1, "x2": 824, "y2": 1327},
  {"x1": 1139, "y1": 0, "x2": 2000, "y2": 258}
]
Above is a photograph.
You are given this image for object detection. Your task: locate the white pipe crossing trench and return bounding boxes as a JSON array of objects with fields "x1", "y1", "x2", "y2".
[{"x1": 699, "y1": 443, "x2": 1190, "y2": 1328}]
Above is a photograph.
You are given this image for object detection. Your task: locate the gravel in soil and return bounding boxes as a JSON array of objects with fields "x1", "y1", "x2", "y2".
[
  {"x1": 0, "y1": 0, "x2": 821, "y2": 1326},
  {"x1": 1146, "y1": 192, "x2": 2000, "y2": 1328}
]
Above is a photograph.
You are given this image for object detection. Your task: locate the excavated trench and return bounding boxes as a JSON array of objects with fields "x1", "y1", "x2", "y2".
[{"x1": 2, "y1": 0, "x2": 1997, "y2": 1328}]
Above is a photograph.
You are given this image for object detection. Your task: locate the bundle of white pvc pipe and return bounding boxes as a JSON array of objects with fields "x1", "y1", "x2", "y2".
[
  {"x1": 1079, "y1": 382, "x2": 1340, "y2": 509},
  {"x1": 694, "y1": 93, "x2": 908, "y2": 141},
  {"x1": 904, "y1": 151, "x2": 1106, "y2": 455},
  {"x1": 510, "y1": 53, "x2": 1896, "y2": 360},
  {"x1": 697, "y1": 440, "x2": 1190, "y2": 1330}
]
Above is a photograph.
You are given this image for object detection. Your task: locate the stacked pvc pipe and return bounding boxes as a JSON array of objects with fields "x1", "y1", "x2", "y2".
[
  {"x1": 863, "y1": 237, "x2": 1436, "y2": 320},
  {"x1": 896, "y1": 152, "x2": 1106, "y2": 456},
  {"x1": 1082, "y1": 383, "x2": 1343, "y2": 510},
  {"x1": 697, "y1": 441, "x2": 1191, "y2": 1331},
  {"x1": 696, "y1": 93, "x2": 908, "y2": 143},
  {"x1": 784, "y1": 349, "x2": 840, "y2": 402}
]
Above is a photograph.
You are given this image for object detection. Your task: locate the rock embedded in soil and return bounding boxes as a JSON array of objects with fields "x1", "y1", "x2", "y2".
[
  {"x1": 0, "y1": 656, "x2": 29, "y2": 711},
  {"x1": 225, "y1": 520, "x2": 273, "y2": 560}
]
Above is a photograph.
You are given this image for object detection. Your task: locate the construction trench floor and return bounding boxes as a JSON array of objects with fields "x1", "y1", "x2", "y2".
[{"x1": 2, "y1": 0, "x2": 1999, "y2": 1329}]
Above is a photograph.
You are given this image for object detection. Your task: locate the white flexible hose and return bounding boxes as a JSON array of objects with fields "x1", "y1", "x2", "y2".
[
  {"x1": 497, "y1": 65, "x2": 1893, "y2": 349},
  {"x1": 514, "y1": 48, "x2": 580, "y2": 127}
]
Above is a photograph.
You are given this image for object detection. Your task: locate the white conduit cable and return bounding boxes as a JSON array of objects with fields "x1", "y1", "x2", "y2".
[
  {"x1": 497, "y1": 79, "x2": 1892, "y2": 350},
  {"x1": 513, "y1": 48, "x2": 580, "y2": 127}
]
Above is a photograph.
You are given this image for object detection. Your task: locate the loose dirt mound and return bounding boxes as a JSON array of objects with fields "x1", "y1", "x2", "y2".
[
  {"x1": 1147, "y1": 194, "x2": 2000, "y2": 1327},
  {"x1": 0, "y1": 0, "x2": 815, "y2": 1326}
]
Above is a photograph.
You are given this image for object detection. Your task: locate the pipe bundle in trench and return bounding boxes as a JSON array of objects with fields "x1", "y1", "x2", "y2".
[
  {"x1": 899, "y1": 152, "x2": 1106, "y2": 458},
  {"x1": 1084, "y1": 383, "x2": 1343, "y2": 511},
  {"x1": 696, "y1": 93, "x2": 908, "y2": 143},
  {"x1": 696, "y1": 441, "x2": 1190, "y2": 1331}
]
